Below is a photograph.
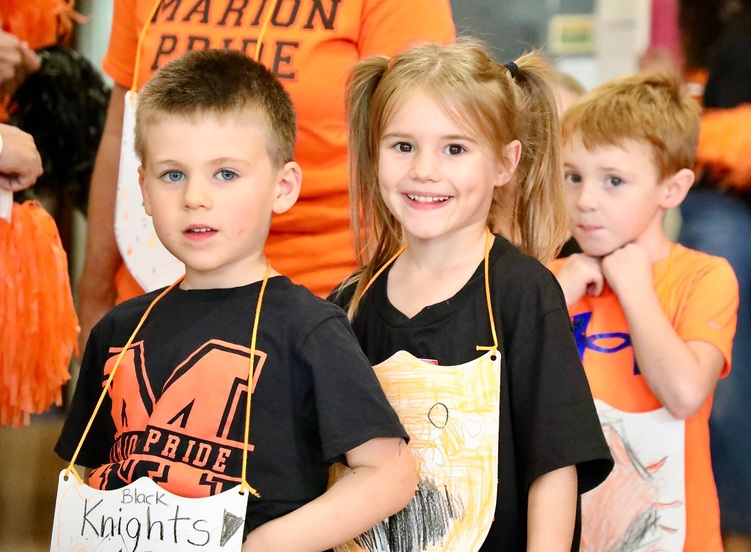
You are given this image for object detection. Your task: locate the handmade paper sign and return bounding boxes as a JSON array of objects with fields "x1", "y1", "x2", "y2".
[
  {"x1": 332, "y1": 350, "x2": 501, "y2": 551},
  {"x1": 50, "y1": 470, "x2": 248, "y2": 551},
  {"x1": 115, "y1": 90, "x2": 184, "y2": 292},
  {"x1": 581, "y1": 400, "x2": 686, "y2": 552}
]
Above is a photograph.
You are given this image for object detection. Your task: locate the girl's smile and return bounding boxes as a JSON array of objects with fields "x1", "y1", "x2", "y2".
[{"x1": 378, "y1": 89, "x2": 512, "y2": 246}]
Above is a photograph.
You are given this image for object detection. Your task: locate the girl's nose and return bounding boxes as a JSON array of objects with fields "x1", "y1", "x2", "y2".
[{"x1": 409, "y1": 150, "x2": 441, "y2": 182}]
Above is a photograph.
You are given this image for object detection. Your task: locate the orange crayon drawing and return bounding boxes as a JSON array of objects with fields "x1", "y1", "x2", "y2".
[{"x1": 582, "y1": 419, "x2": 683, "y2": 552}]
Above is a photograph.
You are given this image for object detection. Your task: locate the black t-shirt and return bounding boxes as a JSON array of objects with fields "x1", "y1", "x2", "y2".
[
  {"x1": 331, "y1": 236, "x2": 613, "y2": 551},
  {"x1": 56, "y1": 276, "x2": 407, "y2": 538},
  {"x1": 557, "y1": 237, "x2": 582, "y2": 258}
]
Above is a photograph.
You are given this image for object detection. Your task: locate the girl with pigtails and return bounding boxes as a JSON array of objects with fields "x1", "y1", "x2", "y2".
[{"x1": 330, "y1": 39, "x2": 613, "y2": 551}]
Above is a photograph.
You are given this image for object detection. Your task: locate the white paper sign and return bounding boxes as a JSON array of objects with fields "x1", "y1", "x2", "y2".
[
  {"x1": 115, "y1": 91, "x2": 184, "y2": 292},
  {"x1": 581, "y1": 400, "x2": 686, "y2": 552},
  {"x1": 595, "y1": 0, "x2": 651, "y2": 83},
  {"x1": 50, "y1": 470, "x2": 248, "y2": 552},
  {"x1": 332, "y1": 350, "x2": 501, "y2": 552}
]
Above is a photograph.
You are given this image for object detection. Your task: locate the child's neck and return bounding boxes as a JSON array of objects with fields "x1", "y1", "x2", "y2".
[
  {"x1": 180, "y1": 258, "x2": 278, "y2": 290},
  {"x1": 635, "y1": 219, "x2": 675, "y2": 264},
  {"x1": 386, "y1": 229, "x2": 488, "y2": 319}
]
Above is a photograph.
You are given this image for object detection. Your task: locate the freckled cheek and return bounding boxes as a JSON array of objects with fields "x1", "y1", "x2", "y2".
[
  {"x1": 152, "y1": 218, "x2": 176, "y2": 242},
  {"x1": 229, "y1": 213, "x2": 265, "y2": 239}
]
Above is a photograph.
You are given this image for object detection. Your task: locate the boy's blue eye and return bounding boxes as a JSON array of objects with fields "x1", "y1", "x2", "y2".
[
  {"x1": 217, "y1": 169, "x2": 237, "y2": 181},
  {"x1": 395, "y1": 142, "x2": 413, "y2": 153},
  {"x1": 444, "y1": 144, "x2": 465, "y2": 155},
  {"x1": 606, "y1": 176, "x2": 624, "y2": 187},
  {"x1": 162, "y1": 170, "x2": 185, "y2": 182}
]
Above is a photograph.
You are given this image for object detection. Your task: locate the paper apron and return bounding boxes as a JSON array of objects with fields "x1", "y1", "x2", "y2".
[
  {"x1": 581, "y1": 399, "x2": 687, "y2": 552},
  {"x1": 115, "y1": 91, "x2": 184, "y2": 292},
  {"x1": 332, "y1": 349, "x2": 501, "y2": 552}
]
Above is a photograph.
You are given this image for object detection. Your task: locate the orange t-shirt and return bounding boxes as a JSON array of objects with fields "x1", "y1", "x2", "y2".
[
  {"x1": 550, "y1": 244, "x2": 738, "y2": 551},
  {"x1": 104, "y1": 0, "x2": 455, "y2": 299}
]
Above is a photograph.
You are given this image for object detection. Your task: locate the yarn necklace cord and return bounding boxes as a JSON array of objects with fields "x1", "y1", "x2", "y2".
[
  {"x1": 130, "y1": 0, "x2": 275, "y2": 104},
  {"x1": 240, "y1": 262, "x2": 271, "y2": 498},
  {"x1": 64, "y1": 276, "x2": 184, "y2": 483},
  {"x1": 358, "y1": 227, "x2": 498, "y2": 356},
  {"x1": 117, "y1": 0, "x2": 273, "y2": 496},
  {"x1": 254, "y1": 0, "x2": 276, "y2": 62},
  {"x1": 357, "y1": 243, "x2": 407, "y2": 300},
  {"x1": 65, "y1": 265, "x2": 270, "y2": 499},
  {"x1": 130, "y1": 0, "x2": 162, "y2": 103},
  {"x1": 475, "y1": 227, "x2": 499, "y2": 355}
]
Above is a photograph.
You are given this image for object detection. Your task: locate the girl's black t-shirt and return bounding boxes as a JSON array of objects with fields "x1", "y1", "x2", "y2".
[{"x1": 331, "y1": 236, "x2": 613, "y2": 551}]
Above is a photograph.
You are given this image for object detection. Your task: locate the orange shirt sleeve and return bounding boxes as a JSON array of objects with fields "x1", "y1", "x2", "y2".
[
  {"x1": 101, "y1": 0, "x2": 140, "y2": 89},
  {"x1": 672, "y1": 254, "x2": 738, "y2": 377},
  {"x1": 359, "y1": 0, "x2": 455, "y2": 58}
]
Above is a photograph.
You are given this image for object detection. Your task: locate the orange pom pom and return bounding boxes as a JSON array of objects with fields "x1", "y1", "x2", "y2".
[
  {"x1": 696, "y1": 105, "x2": 751, "y2": 192},
  {"x1": 0, "y1": 0, "x2": 80, "y2": 50},
  {"x1": 0, "y1": 200, "x2": 78, "y2": 427}
]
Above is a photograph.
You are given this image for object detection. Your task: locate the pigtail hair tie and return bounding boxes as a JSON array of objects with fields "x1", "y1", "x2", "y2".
[{"x1": 504, "y1": 61, "x2": 519, "y2": 79}]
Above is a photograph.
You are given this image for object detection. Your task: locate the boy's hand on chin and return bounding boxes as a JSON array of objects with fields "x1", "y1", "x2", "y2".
[
  {"x1": 557, "y1": 253, "x2": 604, "y2": 308},
  {"x1": 601, "y1": 243, "x2": 653, "y2": 298}
]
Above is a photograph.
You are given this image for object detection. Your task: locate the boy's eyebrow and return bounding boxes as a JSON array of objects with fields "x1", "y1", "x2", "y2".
[
  {"x1": 208, "y1": 156, "x2": 253, "y2": 166},
  {"x1": 562, "y1": 160, "x2": 630, "y2": 173},
  {"x1": 598, "y1": 165, "x2": 629, "y2": 173},
  {"x1": 150, "y1": 156, "x2": 251, "y2": 167},
  {"x1": 150, "y1": 158, "x2": 185, "y2": 168}
]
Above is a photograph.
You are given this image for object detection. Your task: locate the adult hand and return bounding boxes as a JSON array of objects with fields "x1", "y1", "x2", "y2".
[
  {"x1": 0, "y1": 30, "x2": 41, "y2": 98},
  {"x1": 0, "y1": 123, "x2": 42, "y2": 191}
]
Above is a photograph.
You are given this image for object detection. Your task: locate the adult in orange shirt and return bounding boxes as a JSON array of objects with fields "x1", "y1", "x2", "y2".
[
  {"x1": 550, "y1": 71, "x2": 738, "y2": 551},
  {"x1": 77, "y1": 0, "x2": 455, "y2": 352}
]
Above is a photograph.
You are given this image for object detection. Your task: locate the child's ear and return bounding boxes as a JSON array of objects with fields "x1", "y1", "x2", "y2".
[
  {"x1": 272, "y1": 161, "x2": 302, "y2": 215},
  {"x1": 496, "y1": 140, "x2": 522, "y2": 187},
  {"x1": 660, "y1": 168, "x2": 694, "y2": 209},
  {"x1": 138, "y1": 165, "x2": 153, "y2": 216}
]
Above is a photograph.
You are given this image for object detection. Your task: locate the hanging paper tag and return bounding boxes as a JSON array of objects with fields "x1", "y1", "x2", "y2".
[
  {"x1": 115, "y1": 90, "x2": 184, "y2": 292},
  {"x1": 332, "y1": 350, "x2": 501, "y2": 552},
  {"x1": 0, "y1": 188, "x2": 12, "y2": 221},
  {"x1": 581, "y1": 400, "x2": 686, "y2": 552},
  {"x1": 50, "y1": 470, "x2": 248, "y2": 551}
]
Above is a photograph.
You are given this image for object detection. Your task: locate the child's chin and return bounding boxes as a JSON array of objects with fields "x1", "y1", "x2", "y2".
[{"x1": 579, "y1": 244, "x2": 615, "y2": 258}]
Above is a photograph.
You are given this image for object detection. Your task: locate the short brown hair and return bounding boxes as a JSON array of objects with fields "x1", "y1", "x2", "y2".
[
  {"x1": 562, "y1": 71, "x2": 701, "y2": 179},
  {"x1": 135, "y1": 49, "x2": 296, "y2": 168}
]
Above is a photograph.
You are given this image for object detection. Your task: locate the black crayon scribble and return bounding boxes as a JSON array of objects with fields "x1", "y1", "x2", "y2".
[{"x1": 355, "y1": 476, "x2": 464, "y2": 552}]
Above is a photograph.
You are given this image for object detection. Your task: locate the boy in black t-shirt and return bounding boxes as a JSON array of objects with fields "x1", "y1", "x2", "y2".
[{"x1": 55, "y1": 49, "x2": 415, "y2": 551}]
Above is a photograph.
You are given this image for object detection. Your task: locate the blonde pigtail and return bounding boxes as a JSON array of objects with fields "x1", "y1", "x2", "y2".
[
  {"x1": 507, "y1": 53, "x2": 568, "y2": 264},
  {"x1": 341, "y1": 57, "x2": 403, "y2": 319}
]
